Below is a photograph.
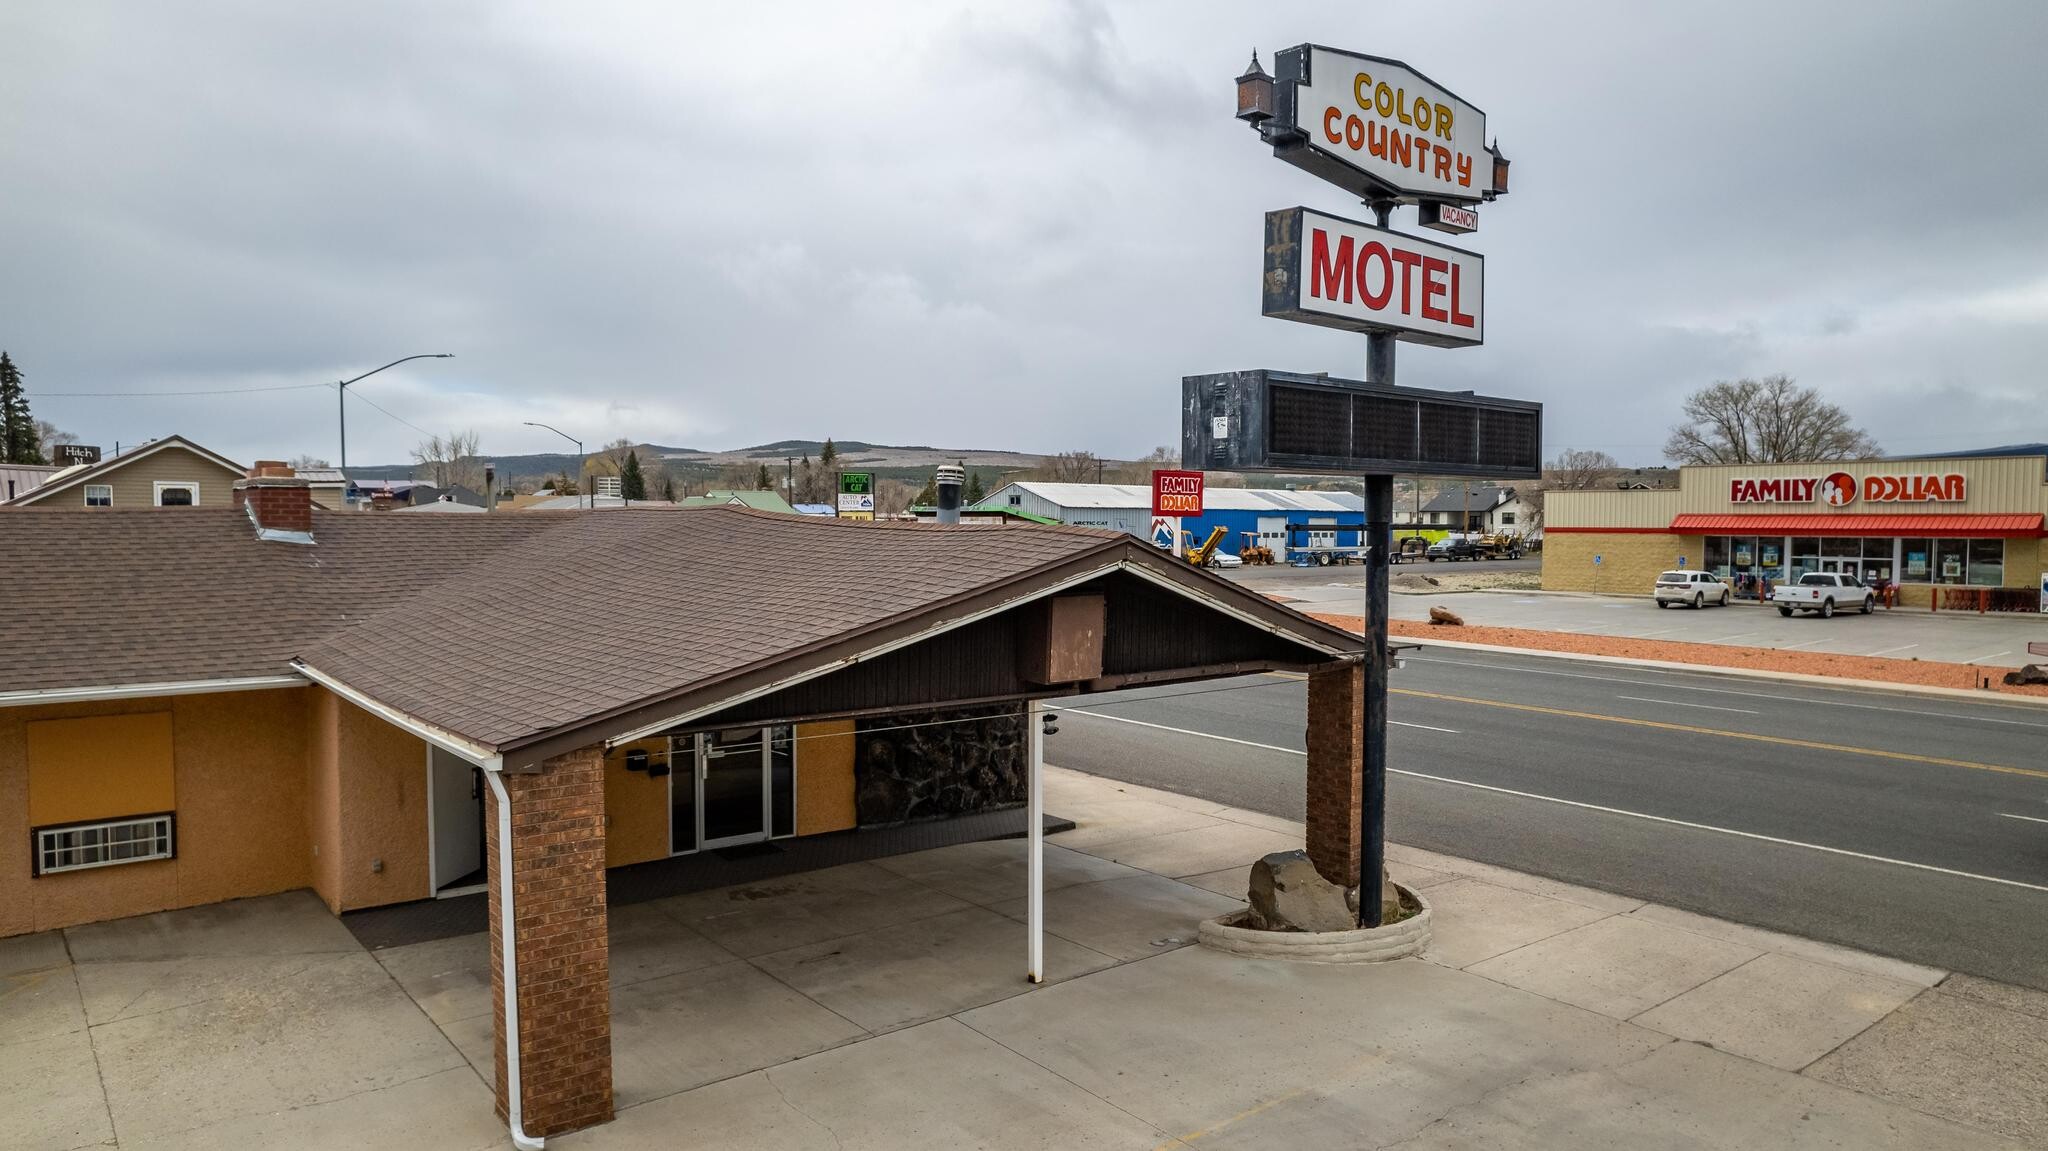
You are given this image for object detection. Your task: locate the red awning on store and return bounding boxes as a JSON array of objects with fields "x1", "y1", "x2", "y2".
[{"x1": 1669, "y1": 513, "x2": 2045, "y2": 538}]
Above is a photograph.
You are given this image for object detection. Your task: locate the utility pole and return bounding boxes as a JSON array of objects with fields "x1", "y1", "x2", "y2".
[
  {"x1": 786, "y1": 456, "x2": 796, "y2": 503},
  {"x1": 335, "y1": 354, "x2": 454, "y2": 474},
  {"x1": 1359, "y1": 198, "x2": 1396, "y2": 929}
]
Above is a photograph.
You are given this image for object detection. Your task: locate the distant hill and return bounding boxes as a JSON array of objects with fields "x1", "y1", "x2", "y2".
[{"x1": 345, "y1": 438, "x2": 1058, "y2": 488}]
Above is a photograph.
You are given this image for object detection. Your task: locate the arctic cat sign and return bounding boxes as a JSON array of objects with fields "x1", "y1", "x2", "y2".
[
  {"x1": 1264, "y1": 207, "x2": 1482, "y2": 346},
  {"x1": 1270, "y1": 45, "x2": 1489, "y2": 205}
]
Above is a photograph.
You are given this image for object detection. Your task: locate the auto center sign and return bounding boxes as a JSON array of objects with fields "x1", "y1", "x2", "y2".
[
  {"x1": 1262, "y1": 207, "x2": 1482, "y2": 346},
  {"x1": 1152, "y1": 469, "x2": 1204, "y2": 516},
  {"x1": 1278, "y1": 45, "x2": 1489, "y2": 205},
  {"x1": 1729, "y1": 471, "x2": 1967, "y2": 506}
]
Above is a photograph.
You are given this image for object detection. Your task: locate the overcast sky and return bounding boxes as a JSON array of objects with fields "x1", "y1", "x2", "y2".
[{"x1": 4, "y1": 1, "x2": 2045, "y2": 468}]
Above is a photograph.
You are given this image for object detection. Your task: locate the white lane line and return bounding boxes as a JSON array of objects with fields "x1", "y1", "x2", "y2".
[
  {"x1": 1704, "y1": 632, "x2": 1760, "y2": 643},
  {"x1": 1867, "y1": 643, "x2": 1921, "y2": 657},
  {"x1": 1999, "y1": 812, "x2": 2048, "y2": 826},
  {"x1": 1407, "y1": 656, "x2": 2048, "y2": 730},
  {"x1": 1776, "y1": 638, "x2": 1833, "y2": 651},
  {"x1": 1615, "y1": 695, "x2": 1760, "y2": 715},
  {"x1": 1395, "y1": 769, "x2": 2048, "y2": 896},
  {"x1": 1963, "y1": 651, "x2": 2012, "y2": 664},
  {"x1": 1048, "y1": 706, "x2": 1457, "y2": 747},
  {"x1": 1632, "y1": 628, "x2": 1679, "y2": 638}
]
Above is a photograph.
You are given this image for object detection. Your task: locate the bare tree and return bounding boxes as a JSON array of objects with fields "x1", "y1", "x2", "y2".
[
  {"x1": 1037, "y1": 450, "x2": 1102, "y2": 483},
  {"x1": 1523, "y1": 448, "x2": 1619, "y2": 528},
  {"x1": 874, "y1": 478, "x2": 918, "y2": 517},
  {"x1": 411, "y1": 429, "x2": 485, "y2": 490},
  {"x1": 35, "y1": 420, "x2": 78, "y2": 462},
  {"x1": 287, "y1": 453, "x2": 330, "y2": 471},
  {"x1": 1664, "y1": 375, "x2": 1879, "y2": 464},
  {"x1": 1107, "y1": 446, "x2": 1178, "y2": 484},
  {"x1": 588, "y1": 437, "x2": 636, "y2": 478}
]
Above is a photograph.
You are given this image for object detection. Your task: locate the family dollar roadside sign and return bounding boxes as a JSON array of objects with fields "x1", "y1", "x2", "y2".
[
  {"x1": 837, "y1": 471, "x2": 876, "y2": 521},
  {"x1": 1152, "y1": 470, "x2": 1204, "y2": 516},
  {"x1": 1262, "y1": 206, "x2": 1482, "y2": 347},
  {"x1": 1264, "y1": 45, "x2": 1491, "y2": 208}
]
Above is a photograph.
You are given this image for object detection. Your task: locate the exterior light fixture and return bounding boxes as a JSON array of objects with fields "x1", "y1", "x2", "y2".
[
  {"x1": 1487, "y1": 139, "x2": 1511, "y2": 198},
  {"x1": 1235, "y1": 50, "x2": 1274, "y2": 125}
]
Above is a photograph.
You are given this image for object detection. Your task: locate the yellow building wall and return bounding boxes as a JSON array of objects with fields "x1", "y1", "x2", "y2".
[
  {"x1": 604, "y1": 738, "x2": 673, "y2": 867},
  {"x1": 0, "y1": 689, "x2": 311, "y2": 937},
  {"x1": 795, "y1": 720, "x2": 857, "y2": 836},
  {"x1": 305, "y1": 691, "x2": 345, "y2": 909},
  {"x1": 330, "y1": 695, "x2": 430, "y2": 910},
  {"x1": 1541, "y1": 534, "x2": 1701, "y2": 594},
  {"x1": 26, "y1": 713, "x2": 175, "y2": 825}
]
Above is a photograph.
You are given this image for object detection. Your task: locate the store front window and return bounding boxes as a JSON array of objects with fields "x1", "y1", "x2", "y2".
[{"x1": 1900, "y1": 538, "x2": 2004, "y2": 586}]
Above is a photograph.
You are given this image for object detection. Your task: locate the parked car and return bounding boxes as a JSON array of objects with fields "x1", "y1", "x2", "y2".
[
  {"x1": 1209, "y1": 551, "x2": 1243, "y2": 569},
  {"x1": 1426, "y1": 537, "x2": 1481, "y2": 561},
  {"x1": 1653, "y1": 570, "x2": 1732, "y2": 609},
  {"x1": 1772, "y1": 572, "x2": 1875, "y2": 617}
]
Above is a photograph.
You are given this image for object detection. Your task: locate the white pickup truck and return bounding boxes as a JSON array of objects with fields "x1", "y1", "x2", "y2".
[{"x1": 1773, "y1": 572, "x2": 1875, "y2": 618}]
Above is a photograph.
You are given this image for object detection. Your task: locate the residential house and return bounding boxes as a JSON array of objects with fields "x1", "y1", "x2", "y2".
[
  {"x1": 1401, "y1": 485, "x2": 1533, "y2": 535},
  {"x1": 0, "y1": 434, "x2": 242, "y2": 509}
]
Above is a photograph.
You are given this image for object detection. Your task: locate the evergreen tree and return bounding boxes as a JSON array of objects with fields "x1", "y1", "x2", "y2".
[
  {"x1": 660, "y1": 473, "x2": 676, "y2": 502},
  {"x1": 0, "y1": 352, "x2": 42, "y2": 465},
  {"x1": 963, "y1": 467, "x2": 984, "y2": 504},
  {"x1": 755, "y1": 463, "x2": 773, "y2": 490},
  {"x1": 819, "y1": 438, "x2": 838, "y2": 472},
  {"x1": 914, "y1": 477, "x2": 938, "y2": 507},
  {"x1": 621, "y1": 450, "x2": 647, "y2": 500}
]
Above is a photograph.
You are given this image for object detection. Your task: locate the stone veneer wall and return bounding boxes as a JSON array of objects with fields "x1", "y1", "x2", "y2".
[{"x1": 854, "y1": 703, "x2": 1026, "y2": 826}]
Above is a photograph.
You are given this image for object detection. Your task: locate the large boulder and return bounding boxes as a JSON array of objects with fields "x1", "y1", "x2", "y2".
[
  {"x1": 2003, "y1": 664, "x2": 2048, "y2": 687},
  {"x1": 1428, "y1": 605, "x2": 1464, "y2": 626},
  {"x1": 1246, "y1": 850, "x2": 1400, "y2": 933}
]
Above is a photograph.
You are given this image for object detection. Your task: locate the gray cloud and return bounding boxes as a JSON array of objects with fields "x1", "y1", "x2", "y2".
[{"x1": 3, "y1": 0, "x2": 2045, "y2": 467}]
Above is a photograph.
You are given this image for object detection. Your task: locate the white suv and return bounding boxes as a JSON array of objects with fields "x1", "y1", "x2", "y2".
[{"x1": 1653, "y1": 570, "x2": 1731, "y2": 609}]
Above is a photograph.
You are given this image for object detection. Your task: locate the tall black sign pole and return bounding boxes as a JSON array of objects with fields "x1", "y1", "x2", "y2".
[{"x1": 1359, "y1": 199, "x2": 1396, "y2": 928}]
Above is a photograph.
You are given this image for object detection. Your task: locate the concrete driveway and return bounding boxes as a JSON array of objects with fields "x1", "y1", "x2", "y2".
[{"x1": 5, "y1": 766, "x2": 2041, "y2": 1148}]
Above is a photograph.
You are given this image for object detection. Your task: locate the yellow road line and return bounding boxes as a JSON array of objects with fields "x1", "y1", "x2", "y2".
[{"x1": 1394, "y1": 688, "x2": 2048, "y2": 782}]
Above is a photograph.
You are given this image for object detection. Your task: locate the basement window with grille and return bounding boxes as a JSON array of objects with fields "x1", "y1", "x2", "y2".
[{"x1": 33, "y1": 814, "x2": 175, "y2": 876}]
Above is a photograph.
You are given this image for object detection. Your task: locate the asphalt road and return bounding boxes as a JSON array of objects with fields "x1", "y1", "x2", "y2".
[{"x1": 1045, "y1": 646, "x2": 2048, "y2": 989}]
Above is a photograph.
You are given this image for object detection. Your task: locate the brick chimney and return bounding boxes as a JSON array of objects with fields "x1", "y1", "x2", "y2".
[{"x1": 232, "y1": 461, "x2": 314, "y2": 537}]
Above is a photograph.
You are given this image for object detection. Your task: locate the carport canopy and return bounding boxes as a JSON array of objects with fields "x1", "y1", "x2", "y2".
[{"x1": 290, "y1": 507, "x2": 1366, "y2": 1142}]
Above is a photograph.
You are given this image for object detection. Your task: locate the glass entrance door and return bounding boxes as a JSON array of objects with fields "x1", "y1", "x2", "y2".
[{"x1": 699, "y1": 728, "x2": 769, "y2": 847}]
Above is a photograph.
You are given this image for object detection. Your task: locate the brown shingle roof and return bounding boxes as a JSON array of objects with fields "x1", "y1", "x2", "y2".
[
  {"x1": 298, "y1": 509, "x2": 1131, "y2": 749},
  {"x1": 5, "y1": 504, "x2": 1360, "y2": 752}
]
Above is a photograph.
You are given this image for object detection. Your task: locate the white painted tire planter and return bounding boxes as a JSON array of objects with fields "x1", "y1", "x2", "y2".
[{"x1": 1197, "y1": 884, "x2": 1431, "y2": 964}]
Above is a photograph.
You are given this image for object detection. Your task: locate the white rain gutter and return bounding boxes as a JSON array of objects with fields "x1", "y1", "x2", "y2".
[
  {"x1": 484, "y1": 768, "x2": 544, "y2": 1151},
  {"x1": 0, "y1": 675, "x2": 306, "y2": 708},
  {"x1": 291, "y1": 661, "x2": 502, "y2": 769}
]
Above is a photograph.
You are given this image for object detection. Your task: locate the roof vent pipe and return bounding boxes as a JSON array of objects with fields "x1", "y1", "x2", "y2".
[{"x1": 935, "y1": 465, "x2": 966, "y2": 524}]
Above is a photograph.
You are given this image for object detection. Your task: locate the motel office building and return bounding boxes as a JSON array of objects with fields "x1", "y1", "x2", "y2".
[{"x1": 1543, "y1": 452, "x2": 2048, "y2": 609}]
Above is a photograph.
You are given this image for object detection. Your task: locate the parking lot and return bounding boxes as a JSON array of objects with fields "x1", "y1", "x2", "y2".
[{"x1": 1227, "y1": 571, "x2": 2048, "y2": 669}]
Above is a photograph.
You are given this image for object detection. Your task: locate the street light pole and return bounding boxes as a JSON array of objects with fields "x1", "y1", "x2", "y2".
[
  {"x1": 522, "y1": 421, "x2": 585, "y2": 508},
  {"x1": 335, "y1": 354, "x2": 455, "y2": 473}
]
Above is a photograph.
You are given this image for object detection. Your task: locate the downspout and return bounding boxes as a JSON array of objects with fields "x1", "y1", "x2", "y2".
[{"x1": 484, "y1": 769, "x2": 546, "y2": 1151}]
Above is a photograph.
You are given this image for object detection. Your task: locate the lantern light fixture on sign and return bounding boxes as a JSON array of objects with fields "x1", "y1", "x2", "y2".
[{"x1": 1235, "y1": 51, "x2": 1275, "y2": 125}]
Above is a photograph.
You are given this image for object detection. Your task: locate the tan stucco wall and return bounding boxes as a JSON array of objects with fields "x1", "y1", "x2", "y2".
[
  {"x1": 795, "y1": 720, "x2": 857, "y2": 836},
  {"x1": 306, "y1": 691, "x2": 345, "y2": 909},
  {"x1": 603, "y1": 738, "x2": 672, "y2": 867},
  {"x1": 329, "y1": 694, "x2": 430, "y2": 909},
  {"x1": 22, "y1": 444, "x2": 243, "y2": 508},
  {"x1": 1542, "y1": 534, "x2": 1701, "y2": 594},
  {"x1": 0, "y1": 688, "x2": 311, "y2": 937}
]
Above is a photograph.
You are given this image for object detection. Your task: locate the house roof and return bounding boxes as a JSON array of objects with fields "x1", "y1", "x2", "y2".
[
  {"x1": 1418, "y1": 485, "x2": 1513, "y2": 513},
  {"x1": 2, "y1": 435, "x2": 244, "y2": 506},
  {"x1": 3, "y1": 506, "x2": 1362, "y2": 757},
  {"x1": 675, "y1": 490, "x2": 797, "y2": 513}
]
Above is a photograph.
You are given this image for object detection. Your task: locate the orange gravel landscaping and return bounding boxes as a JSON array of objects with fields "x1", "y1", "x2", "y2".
[{"x1": 1304, "y1": 612, "x2": 2048, "y2": 701}]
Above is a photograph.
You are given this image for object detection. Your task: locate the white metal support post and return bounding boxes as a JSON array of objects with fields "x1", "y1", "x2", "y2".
[{"x1": 1026, "y1": 699, "x2": 1045, "y2": 983}]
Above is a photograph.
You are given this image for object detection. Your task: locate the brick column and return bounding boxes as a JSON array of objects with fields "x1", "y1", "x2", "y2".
[
  {"x1": 487, "y1": 746, "x2": 613, "y2": 1137},
  {"x1": 1304, "y1": 662, "x2": 1363, "y2": 888}
]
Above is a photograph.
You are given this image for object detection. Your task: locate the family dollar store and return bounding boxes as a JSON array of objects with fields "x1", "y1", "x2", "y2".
[{"x1": 1541, "y1": 450, "x2": 2048, "y2": 610}]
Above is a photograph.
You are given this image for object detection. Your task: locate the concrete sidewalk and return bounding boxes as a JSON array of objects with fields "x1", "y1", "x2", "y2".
[
  {"x1": 1244, "y1": 573, "x2": 2048, "y2": 668},
  {"x1": 4, "y1": 766, "x2": 2043, "y2": 1148}
]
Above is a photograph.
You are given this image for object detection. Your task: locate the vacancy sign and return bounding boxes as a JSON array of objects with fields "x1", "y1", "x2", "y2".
[
  {"x1": 1262, "y1": 207, "x2": 1482, "y2": 347},
  {"x1": 1152, "y1": 470, "x2": 1204, "y2": 516}
]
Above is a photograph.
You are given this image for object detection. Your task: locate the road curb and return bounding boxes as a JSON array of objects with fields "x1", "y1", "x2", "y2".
[{"x1": 1401, "y1": 635, "x2": 2048, "y2": 709}]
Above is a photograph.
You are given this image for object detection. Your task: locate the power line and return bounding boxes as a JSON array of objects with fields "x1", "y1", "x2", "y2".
[
  {"x1": 26, "y1": 382, "x2": 334, "y2": 398},
  {"x1": 343, "y1": 385, "x2": 436, "y2": 438}
]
